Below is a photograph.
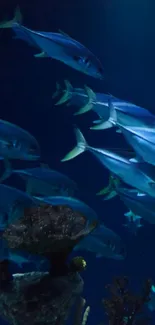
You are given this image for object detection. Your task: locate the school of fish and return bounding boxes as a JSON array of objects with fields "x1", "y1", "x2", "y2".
[{"x1": 1, "y1": 6, "x2": 155, "y2": 307}]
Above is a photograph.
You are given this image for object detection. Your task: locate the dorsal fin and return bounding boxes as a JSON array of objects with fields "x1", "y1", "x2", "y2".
[{"x1": 58, "y1": 29, "x2": 72, "y2": 39}]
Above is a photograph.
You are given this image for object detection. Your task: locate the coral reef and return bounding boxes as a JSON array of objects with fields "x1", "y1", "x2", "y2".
[{"x1": 102, "y1": 276, "x2": 152, "y2": 325}]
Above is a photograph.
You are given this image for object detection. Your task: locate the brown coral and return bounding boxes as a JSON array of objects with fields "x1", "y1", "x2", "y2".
[{"x1": 102, "y1": 276, "x2": 152, "y2": 325}]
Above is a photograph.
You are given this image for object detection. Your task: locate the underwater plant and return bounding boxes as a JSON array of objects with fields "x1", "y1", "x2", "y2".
[{"x1": 102, "y1": 276, "x2": 152, "y2": 325}]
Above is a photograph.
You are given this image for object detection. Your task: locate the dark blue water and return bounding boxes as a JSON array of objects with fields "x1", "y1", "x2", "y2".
[{"x1": 0, "y1": 0, "x2": 155, "y2": 324}]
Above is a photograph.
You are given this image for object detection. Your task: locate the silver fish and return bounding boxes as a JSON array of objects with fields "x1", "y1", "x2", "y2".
[
  {"x1": 0, "y1": 119, "x2": 40, "y2": 160},
  {"x1": 61, "y1": 128, "x2": 155, "y2": 197},
  {"x1": 0, "y1": 9, "x2": 104, "y2": 79},
  {"x1": 118, "y1": 187, "x2": 155, "y2": 225},
  {"x1": 123, "y1": 211, "x2": 143, "y2": 236},
  {"x1": 33, "y1": 195, "x2": 98, "y2": 224},
  {"x1": 74, "y1": 224, "x2": 126, "y2": 260},
  {"x1": 53, "y1": 81, "x2": 155, "y2": 131},
  {"x1": 12, "y1": 165, "x2": 78, "y2": 197}
]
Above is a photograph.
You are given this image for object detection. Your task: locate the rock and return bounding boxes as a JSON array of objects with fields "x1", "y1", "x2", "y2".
[
  {"x1": 0, "y1": 271, "x2": 84, "y2": 325},
  {"x1": 3, "y1": 204, "x2": 87, "y2": 256}
]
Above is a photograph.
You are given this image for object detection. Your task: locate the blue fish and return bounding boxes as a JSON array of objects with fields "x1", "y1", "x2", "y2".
[
  {"x1": 0, "y1": 119, "x2": 40, "y2": 160},
  {"x1": 90, "y1": 96, "x2": 155, "y2": 130},
  {"x1": 74, "y1": 224, "x2": 126, "y2": 260},
  {"x1": 61, "y1": 128, "x2": 155, "y2": 197},
  {"x1": 117, "y1": 187, "x2": 155, "y2": 225},
  {"x1": 117, "y1": 124, "x2": 155, "y2": 166},
  {"x1": 53, "y1": 81, "x2": 155, "y2": 129},
  {"x1": 33, "y1": 195, "x2": 98, "y2": 224},
  {"x1": 0, "y1": 9, "x2": 104, "y2": 79},
  {"x1": 148, "y1": 285, "x2": 155, "y2": 311},
  {"x1": 123, "y1": 211, "x2": 143, "y2": 236},
  {"x1": 11, "y1": 165, "x2": 78, "y2": 197},
  {"x1": 0, "y1": 184, "x2": 36, "y2": 230},
  {"x1": 0, "y1": 238, "x2": 48, "y2": 269}
]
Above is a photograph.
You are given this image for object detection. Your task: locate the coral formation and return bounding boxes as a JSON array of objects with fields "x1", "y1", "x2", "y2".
[{"x1": 102, "y1": 276, "x2": 152, "y2": 325}]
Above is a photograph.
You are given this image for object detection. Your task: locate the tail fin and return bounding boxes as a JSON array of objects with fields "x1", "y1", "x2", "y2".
[
  {"x1": 34, "y1": 51, "x2": 47, "y2": 58},
  {"x1": 52, "y1": 82, "x2": 62, "y2": 99},
  {"x1": 0, "y1": 6, "x2": 22, "y2": 29},
  {"x1": 61, "y1": 128, "x2": 87, "y2": 162},
  {"x1": 74, "y1": 86, "x2": 96, "y2": 116},
  {"x1": 90, "y1": 100, "x2": 117, "y2": 130},
  {"x1": 55, "y1": 80, "x2": 73, "y2": 105}
]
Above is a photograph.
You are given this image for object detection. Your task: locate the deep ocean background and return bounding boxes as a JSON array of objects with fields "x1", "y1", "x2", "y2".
[{"x1": 0, "y1": 0, "x2": 155, "y2": 324}]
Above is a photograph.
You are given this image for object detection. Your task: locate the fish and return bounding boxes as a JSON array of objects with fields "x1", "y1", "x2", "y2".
[
  {"x1": 0, "y1": 9, "x2": 104, "y2": 79},
  {"x1": 117, "y1": 187, "x2": 155, "y2": 225},
  {"x1": 53, "y1": 81, "x2": 155, "y2": 130},
  {"x1": 90, "y1": 98, "x2": 155, "y2": 130},
  {"x1": 123, "y1": 211, "x2": 143, "y2": 236},
  {"x1": 0, "y1": 238, "x2": 47, "y2": 269},
  {"x1": 0, "y1": 119, "x2": 40, "y2": 160},
  {"x1": 0, "y1": 184, "x2": 36, "y2": 230},
  {"x1": 61, "y1": 127, "x2": 155, "y2": 197},
  {"x1": 74, "y1": 224, "x2": 126, "y2": 260},
  {"x1": 33, "y1": 195, "x2": 99, "y2": 224},
  {"x1": 94, "y1": 104, "x2": 155, "y2": 166},
  {"x1": 96, "y1": 174, "x2": 121, "y2": 200},
  {"x1": 116, "y1": 124, "x2": 155, "y2": 166},
  {"x1": 11, "y1": 165, "x2": 78, "y2": 197},
  {"x1": 148, "y1": 285, "x2": 155, "y2": 311}
]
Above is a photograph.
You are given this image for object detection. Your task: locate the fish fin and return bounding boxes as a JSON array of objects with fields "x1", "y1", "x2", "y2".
[
  {"x1": 52, "y1": 82, "x2": 62, "y2": 99},
  {"x1": 129, "y1": 155, "x2": 144, "y2": 163},
  {"x1": 116, "y1": 128, "x2": 122, "y2": 133},
  {"x1": 137, "y1": 192, "x2": 146, "y2": 197},
  {"x1": 0, "y1": 6, "x2": 22, "y2": 29},
  {"x1": 71, "y1": 220, "x2": 98, "y2": 240},
  {"x1": 34, "y1": 51, "x2": 47, "y2": 58},
  {"x1": 58, "y1": 29, "x2": 72, "y2": 39},
  {"x1": 90, "y1": 120, "x2": 113, "y2": 130},
  {"x1": 103, "y1": 191, "x2": 117, "y2": 200},
  {"x1": 124, "y1": 211, "x2": 133, "y2": 218},
  {"x1": 61, "y1": 128, "x2": 87, "y2": 162},
  {"x1": 55, "y1": 80, "x2": 73, "y2": 105},
  {"x1": 129, "y1": 157, "x2": 138, "y2": 163},
  {"x1": 91, "y1": 100, "x2": 117, "y2": 130},
  {"x1": 0, "y1": 159, "x2": 12, "y2": 183},
  {"x1": 74, "y1": 86, "x2": 96, "y2": 116},
  {"x1": 92, "y1": 119, "x2": 102, "y2": 124},
  {"x1": 149, "y1": 182, "x2": 155, "y2": 190}
]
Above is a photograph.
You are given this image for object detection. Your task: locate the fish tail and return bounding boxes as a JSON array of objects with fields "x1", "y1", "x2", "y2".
[
  {"x1": 0, "y1": 6, "x2": 22, "y2": 29},
  {"x1": 52, "y1": 82, "x2": 62, "y2": 99},
  {"x1": 61, "y1": 127, "x2": 87, "y2": 162},
  {"x1": 74, "y1": 86, "x2": 96, "y2": 116},
  {"x1": 90, "y1": 100, "x2": 117, "y2": 130},
  {"x1": 103, "y1": 190, "x2": 117, "y2": 200},
  {"x1": 55, "y1": 80, "x2": 73, "y2": 105}
]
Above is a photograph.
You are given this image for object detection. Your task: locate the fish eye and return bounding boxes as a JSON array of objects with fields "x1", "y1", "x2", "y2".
[
  {"x1": 73, "y1": 55, "x2": 81, "y2": 62},
  {"x1": 73, "y1": 56, "x2": 91, "y2": 68},
  {"x1": 7, "y1": 140, "x2": 21, "y2": 149}
]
